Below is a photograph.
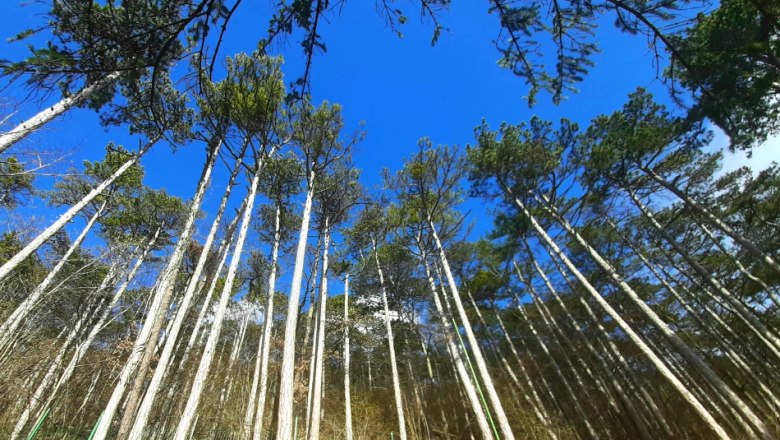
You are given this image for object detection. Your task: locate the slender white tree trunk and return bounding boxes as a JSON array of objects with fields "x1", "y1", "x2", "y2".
[
  {"x1": 526, "y1": 255, "x2": 655, "y2": 440},
  {"x1": 275, "y1": 171, "x2": 316, "y2": 440},
  {"x1": 10, "y1": 293, "x2": 103, "y2": 439},
  {"x1": 427, "y1": 220, "x2": 516, "y2": 440},
  {"x1": 493, "y1": 312, "x2": 559, "y2": 439},
  {"x1": 172, "y1": 156, "x2": 266, "y2": 440},
  {"x1": 0, "y1": 136, "x2": 156, "y2": 285},
  {"x1": 91, "y1": 140, "x2": 219, "y2": 440},
  {"x1": 631, "y1": 234, "x2": 780, "y2": 419},
  {"x1": 0, "y1": 201, "x2": 106, "y2": 352},
  {"x1": 465, "y1": 288, "x2": 556, "y2": 438},
  {"x1": 506, "y1": 190, "x2": 732, "y2": 440},
  {"x1": 643, "y1": 166, "x2": 780, "y2": 275},
  {"x1": 222, "y1": 304, "x2": 250, "y2": 403},
  {"x1": 44, "y1": 230, "x2": 159, "y2": 410},
  {"x1": 304, "y1": 291, "x2": 321, "y2": 438},
  {"x1": 510, "y1": 277, "x2": 600, "y2": 440},
  {"x1": 545, "y1": 244, "x2": 678, "y2": 438},
  {"x1": 127, "y1": 149, "x2": 248, "y2": 440},
  {"x1": 10, "y1": 255, "x2": 122, "y2": 415},
  {"x1": 308, "y1": 220, "x2": 330, "y2": 440},
  {"x1": 250, "y1": 204, "x2": 282, "y2": 440},
  {"x1": 0, "y1": 71, "x2": 121, "y2": 154},
  {"x1": 178, "y1": 208, "x2": 244, "y2": 371},
  {"x1": 533, "y1": 192, "x2": 774, "y2": 440},
  {"x1": 372, "y1": 238, "x2": 408, "y2": 440},
  {"x1": 626, "y1": 188, "x2": 780, "y2": 357},
  {"x1": 343, "y1": 274, "x2": 353, "y2": 440},
  {"x1": 699, "y1": 222, "x2": 779, "y2": 307},
  {"x1": 431, "y1": 259, "x2": 499, "y2": 439}
]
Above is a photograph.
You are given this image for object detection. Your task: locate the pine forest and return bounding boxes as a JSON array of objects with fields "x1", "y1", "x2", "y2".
[{"x1": 0, "y1": 1, "x2": 778, "y2": 439}]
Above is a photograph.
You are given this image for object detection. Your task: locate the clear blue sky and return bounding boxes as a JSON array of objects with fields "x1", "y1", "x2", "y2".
[{"x1": 0, "y1": 1, "x2": 682, "y2": 293}]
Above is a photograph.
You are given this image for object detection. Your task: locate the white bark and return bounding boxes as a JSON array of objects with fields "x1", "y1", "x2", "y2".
[
  {"x1": 304, "y1": 296, "x2": 320, "y2": 438},
  {"x1": 527, "y1": 256, "x2": 655, "y2": 440},
  {"x1": 510, "y1": 279, "x2": 600, "y2": 440},
  {"x1": 372, "y1": 238, "x2": 408, "y2": 440},
  {"x1": 546, "y1": 246, "x2": 678, "y2": 438},
  {"x1": 493, "y1": 312, "x2": 559, "y2": 439},
  {"x1": 607, "y1": 219, "x2": 780, "y2": 419},
  {"x1": 0, "y1": 71, "x2": 121, "y2": 154},
  {"x1": 127, "y1": 150, "x2": 247, "y2": 440},
  {"x1": 643, "y1": 166, "x2": 780, "y2": 275},
  {"x1": 172, "y1": 157, "x2": 265, "y2": 440},
  {"x1": 0, "y1": 136, "x2": 156, "y2": 285},
  {"x1": 46, "y1": 230, "x2": 159, "y2": 407},
  {"x1": 428, "y1": 220, "x2": 516, "y2": 440},
  {"x1": 308, "y1": 220, "x2": 330, "y2": 440},
  {"x1": 535, "y1": 192, "x2": 775, "y2": 440},
  {"x1": 343, "y1": 274, "x2": 353, "y2": 440},
  {"x1": 275, "y1": 171, "x2": 316, "y2": 440},
  {"x1": 0, "y1": 201, "x2": 106, "y2": 352},
  {"x1": 699, "y1": 222, "x2": 779, "y2": 307},
  {"x1": 508, "y1": 192, "x2": 732, "y2": 440},
  {"x1": 11, "y1": 256, "x2": 121, "y2": 421},
  {"x1": 250, "y1": 204, "x2": 282, "y2": 440},
  {"x1": 91, "y1": 140, "x2": 219, "y2": 440},
  {"x1": 178, "y1": 210, "x2": 242, "y2": 370},
  {"x1": 627, "y1": 189, "x2": 780, "y2": 358},
  {"x1": 10, "y1": 294, "x2": 103, "y2": 439}
]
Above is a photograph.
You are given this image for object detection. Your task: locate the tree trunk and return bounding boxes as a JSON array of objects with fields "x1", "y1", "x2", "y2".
[
  {"x1": 510, "y1": 276, "x2": 600, "y2": 440},
  {"x1": 250, "y1": 204, "x2": 282, "y2": 440},
  {"x1": 172, "y1": 155, "x2": 265, "y2": 440},
  {"x1": 126, "y1": 146, "x2": 248, "y2": 440},
  {"x1": 626, "y1": 187, "x2": 780, "y2": 358},
  {"x1": 343, "y1": 274, "x2": 353, "y2": 440},
  {"x1": 43, "y1": 230, "x2": 159, "y2": 417},
  {"x1": 506, "y1": 190, "x2": 732, "y2": 440},
  {"x1": 0, "y1": 136, "x2": 156, "y2": 285},
  {"x1": 699, "y1": 222, "x2": 778, "y2": 307},
  {"x1": 275, "y1": 170, "x2": 316, "y2": 440},
  {"x1": 545, "y1": 246, "x2": 679, "y2": 438},
  {"x1": 464, "y1": 289, "x2": 558, "y2": 439},
  {"x1": 642, "y1": 166, "x2": 780, "y2": 275},
  {"x1": 91, "y1": 139, "x2": 219, "y2": 440},
  {"x1": 533, "y1": 192, "x2": 772, "y2": 440},
  {"x1": 308, "y1": 219, "x2": 330, "y2": 440},
  {"x1": 372, "y1": 238, "x2": 409, "y2": 440},
  {"x1": 525, "y1": 250, "x2": 656, "y2": 440},
  {"x1": 427, "y1": 220, "x2": 516, "y2": 440},
  {"x1": 493, "y1": 312, "x2": 560, "y2": 438},
  {"x1": 10, "y1": 293, "x2": 104, "y2": 439},
  {"x1": 0, "y1": 200, "x2": 106, "y2": 352},
  {"x1": 0, "y1": 71, "x2": 121, "y2": 154},
  {"x1": 417, "y1": 245, "x2": 494, "y2": 440}
]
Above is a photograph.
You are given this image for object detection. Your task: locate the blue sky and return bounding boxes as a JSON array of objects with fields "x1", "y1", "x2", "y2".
[{"x1": 2, "y1": 1, "x2": 777, "y2": 297}]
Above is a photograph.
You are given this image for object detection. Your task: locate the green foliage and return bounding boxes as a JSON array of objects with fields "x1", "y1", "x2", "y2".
[
  {"x1": 668, "y1": 0, "x2": 780, "y2": 150},
  {"x1": 199, "y1": 53, "x2": 285, "y2": 140},
  {"x1": 49, "y1": 144, "x2": 144, "y2": 214},
  {"x1": 0, "y1": 156, "x2": 33, "y2": 208},
  {"x1": 1, "y1": 0, "x2": 192, "y2": 109},
  {"x1": 291, "y1": 100, "x2": 352, "y2": 176},
  {"x1": 99, "y1": 188, "x2": 188, "y2": 246},
  {"x1": 468, "y1": 116, "x2": 574, "y2": 199},
  {"x1": 259, "y1": 153, "x2": 303, "y2": 202},
  {"x1": 577, "y1": 89, "x2": 710, "y2": 193}
]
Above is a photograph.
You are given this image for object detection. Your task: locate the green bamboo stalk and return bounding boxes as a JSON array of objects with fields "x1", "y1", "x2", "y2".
[
  {"x1": 87, "y1": 412, "x2": 103, "y2": 440},
  {"x1": 453, "y1": 317, "x2": 500, "y2": 440},
  {"x1": 26, "y1": 407, "x2": 50, "y2": 440}
]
